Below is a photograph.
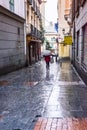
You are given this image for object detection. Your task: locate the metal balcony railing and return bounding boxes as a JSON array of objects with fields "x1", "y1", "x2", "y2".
[{"x1": 26, "y1": 23, "x2": 42, "y2": 40}]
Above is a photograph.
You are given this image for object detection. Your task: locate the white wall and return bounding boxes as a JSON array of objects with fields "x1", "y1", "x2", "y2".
[
  {"x1": 0, "y1": 0, "x2": 25, "y2": 18},
  {"x1": 75, "y1": 1, "x2": 87, "y2": 63},
  {"x1": 58, "y1": 0, "x2": 69, "y2": 42}
]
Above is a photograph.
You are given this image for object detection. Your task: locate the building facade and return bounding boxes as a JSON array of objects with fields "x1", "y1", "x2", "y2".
[
  {"x1": 57, "y1": 0, "x2": 71, "y2": 58},
  {"x1": 0, "y1": 0, "x2": 26, "y2": 75},
  {"x1": 58, "y1": 0, "x2": 70, "y2": 41},
  {"x1": 26, "y1": 0, "x2": 43, "y2": 65},
  {"x1": 45, "y1": 22, "x2": 58, "y2": 54},
  {"x1": 40, "y1": 0, "x2": 47, "y2": 28},
  {"x1": 71, "y1": 0, "x2": 87, "y2": 84}
]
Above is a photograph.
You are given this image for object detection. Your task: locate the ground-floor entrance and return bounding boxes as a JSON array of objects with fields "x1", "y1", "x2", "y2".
[{"x1": 26, "y1": 36, "x2": 41, "y2": 65}]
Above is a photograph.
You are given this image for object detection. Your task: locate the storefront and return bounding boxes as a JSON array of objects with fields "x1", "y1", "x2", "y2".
[{"x1": 26, "y1": 36, "x2": 41, "y2": 65}]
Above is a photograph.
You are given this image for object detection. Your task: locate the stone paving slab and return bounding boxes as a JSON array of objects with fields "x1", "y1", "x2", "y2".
[{"x1": 33, "y1": 117, "x2": 87, "y2": 130}]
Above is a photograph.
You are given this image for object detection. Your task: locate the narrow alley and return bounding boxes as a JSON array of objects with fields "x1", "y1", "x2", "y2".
[{"x1": 0, "y1": 59, "x2": 87, "y2": 130}]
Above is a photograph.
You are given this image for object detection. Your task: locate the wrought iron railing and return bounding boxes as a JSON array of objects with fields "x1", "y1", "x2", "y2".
[{"x1": 26, "y1": 23, "x2": 42, "y2": 39}]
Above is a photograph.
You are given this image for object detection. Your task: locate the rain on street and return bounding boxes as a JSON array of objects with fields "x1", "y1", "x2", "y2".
[{"x1": 0, "y1": 59, "x2": 87, "y2": 130}]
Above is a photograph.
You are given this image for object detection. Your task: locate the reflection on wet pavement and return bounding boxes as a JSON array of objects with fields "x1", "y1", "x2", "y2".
[{"x1": 0, "y1": 60, "x2": 87, "y2": 130}]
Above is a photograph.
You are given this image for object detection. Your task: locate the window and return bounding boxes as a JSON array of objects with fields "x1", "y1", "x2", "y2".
[
  {"x1": 76, "y1": 31, "x2": 79, "y2": 59},
  {"x1": 9, "y1": 0, "x2": 14, "y2": 12},
  {"x1": 17, "y1": 27, "x2": 20, "y2": 35}
]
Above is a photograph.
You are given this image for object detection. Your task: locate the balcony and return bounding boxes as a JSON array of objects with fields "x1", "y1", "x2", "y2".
[
  {"x1": 26, "y1": 23, "x2": 42, "y2": 39},
  {"x1": 28, "y1": 0, "x2": 42, "y2": 18}
]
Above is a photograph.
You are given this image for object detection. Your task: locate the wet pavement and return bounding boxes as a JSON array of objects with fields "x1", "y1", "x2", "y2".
[{"x1": 0, "y1": 59, "x2": 87, "y2": 130}]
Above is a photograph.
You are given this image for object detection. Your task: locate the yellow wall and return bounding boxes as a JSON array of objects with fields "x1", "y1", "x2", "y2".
[{"x1": 59, "y1": 44, "x2": 70, "y2": 58}]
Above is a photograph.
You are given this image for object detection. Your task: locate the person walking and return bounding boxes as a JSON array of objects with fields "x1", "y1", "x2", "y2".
[{"x1": 44, "y1": 55, "x2": 51, "y2": 69}]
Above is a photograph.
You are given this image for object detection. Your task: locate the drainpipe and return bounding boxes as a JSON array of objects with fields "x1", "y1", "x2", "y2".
[
  {"x1": 24, "y1": 0, "x2": 27, "y2": 55},
  {"x1": 72, "y1": 0, "x2": 75, "y2": 65},
  {"x1": 24, "y1": 0, "x2": 28, "y2": 66},
  {"x1": 24, "y1": 23, "x2": 26, "y2": 55}
]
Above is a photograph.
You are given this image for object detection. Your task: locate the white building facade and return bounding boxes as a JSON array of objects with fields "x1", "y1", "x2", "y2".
[
  {"x1": 0, "y1": 0, "x2": 26, "y2": 75},
  {"x1": 58, "y1": 0, "x2": 70, "y2": 42},
  {"x1": 0, "y1": 0, "x2": 25, "y2": 18}
]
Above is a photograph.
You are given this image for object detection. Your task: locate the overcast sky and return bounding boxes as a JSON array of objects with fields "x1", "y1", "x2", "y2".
[{"x1": 45, "y1": 0, "x2": 58, "y2": 26}]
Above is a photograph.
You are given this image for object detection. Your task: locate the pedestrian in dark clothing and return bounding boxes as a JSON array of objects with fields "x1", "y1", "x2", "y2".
[{"x1": 44, "y1": 55, "x2": 51, "y2": 69}]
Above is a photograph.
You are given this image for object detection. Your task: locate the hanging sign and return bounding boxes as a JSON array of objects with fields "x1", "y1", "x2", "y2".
[{"x1": 64, "y1": 36, "x2": 72, "y2": 45}]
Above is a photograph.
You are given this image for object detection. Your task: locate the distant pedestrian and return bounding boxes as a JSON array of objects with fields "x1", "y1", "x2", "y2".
[{"x1": 44, "y1": 55, "x2": 51, "y2": 69}]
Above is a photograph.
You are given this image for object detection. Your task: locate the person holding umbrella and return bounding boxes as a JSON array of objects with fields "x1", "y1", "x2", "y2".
[
  {"x1": 44, "y1": 55, "x2": 51, "y2": 69},
  {"x1": 42, "y1": 50, "x2": 51, "y2": 69}
]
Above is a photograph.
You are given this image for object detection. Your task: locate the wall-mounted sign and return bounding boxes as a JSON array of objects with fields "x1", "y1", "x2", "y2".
[{"x1": 64, "y1": 36, "x2": 72, "y2": 45}]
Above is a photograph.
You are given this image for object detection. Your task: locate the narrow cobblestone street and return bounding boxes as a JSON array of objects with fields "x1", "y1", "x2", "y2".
[{"x1": 0, "y1": 59, "x2": 87, "y2": 130}]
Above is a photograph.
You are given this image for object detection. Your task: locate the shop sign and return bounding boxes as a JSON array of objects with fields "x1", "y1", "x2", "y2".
[{"x1": 64, "y1": 36, "x2": 72, "y2": 45}]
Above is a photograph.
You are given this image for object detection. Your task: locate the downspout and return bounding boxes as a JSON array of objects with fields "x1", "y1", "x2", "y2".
[
  {"x1": 73, "y1": 0, "x2": 75, "y2": 65},
  {"x1": 24, "y1": 0, "x2": 29, "y2": 66},
  {"x1": 24, "y1": 0, "x2": 27, "y2": 55}
]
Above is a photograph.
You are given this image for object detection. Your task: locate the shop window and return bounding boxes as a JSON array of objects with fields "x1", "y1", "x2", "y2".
[{"x1": 9, "y1": 0, "x2": 14, "y2": 12}]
